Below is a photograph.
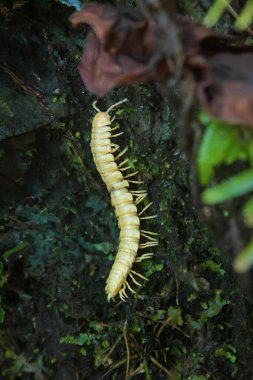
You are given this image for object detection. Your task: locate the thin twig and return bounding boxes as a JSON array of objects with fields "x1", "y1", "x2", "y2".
[
  {"x1": 123, "y1": 319, "x2": 130, "y2": 380},
  {"x1": 101, "y1": 334, "x2": 123, "y2": 366},
  {"x1": 98, "y1": 355, "x2": 138, "y2": 380},
  {"x1": 150, "y1": 356, "x2": 175, "y2": 380},
  {"x1": 129, "y1": 363, "x2": 144, "y2": 377}
]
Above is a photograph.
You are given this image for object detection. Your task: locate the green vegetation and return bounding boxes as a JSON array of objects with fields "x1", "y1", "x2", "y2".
[
  {"x1": 203, "y1": 0, "x2": 253, "y2": 32},
  {"x1": 198, "y1": 112, "x2": 253, "y2": 273}
]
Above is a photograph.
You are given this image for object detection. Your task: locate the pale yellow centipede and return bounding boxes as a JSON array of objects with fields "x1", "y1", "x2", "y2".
[{"x1": 91, "y1": 99, "x2": 158, "y2": 301}]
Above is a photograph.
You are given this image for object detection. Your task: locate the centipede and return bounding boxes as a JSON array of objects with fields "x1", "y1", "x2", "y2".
[{"x1": 90, "y1": 99, "x2": 158, "y2": 301}]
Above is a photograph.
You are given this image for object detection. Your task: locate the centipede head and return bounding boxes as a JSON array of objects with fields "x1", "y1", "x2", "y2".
[
  {"x1": 92, "y1": 99, "x2": 128, "y2": 128},
  {"x1": 92, "y1": 112, "x2": 111, "y2": 127}
]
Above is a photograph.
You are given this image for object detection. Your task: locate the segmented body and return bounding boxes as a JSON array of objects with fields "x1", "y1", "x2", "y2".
[{"x1": 91, "y1": 100, "x2": 158, "y2": 301}]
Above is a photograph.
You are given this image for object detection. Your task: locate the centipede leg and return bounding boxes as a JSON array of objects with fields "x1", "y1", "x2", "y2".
[
  {"x1": 111, "y1": 132, "x2": 124, "y2": 138},
  {"x1": 120, "y1": 166, "x2": 131, "y2": 172},
  {"x1": 140, "y1": 230, "x2": 159, "y2": 236},
  {"x1": 118, "y1": 158, "x2": 129, "y2": 167},
  {"x1": 139, "y1": 241, "x2": 159, "y2": 249},
  {"x1": 141, "y1": 234, "x2": 158, "y2": 242},
  {"x1": 131, "y1": 190, "x2": 146, "y2": 195},
  {"x1": 128, "y1": 180, "x2": 144, "y2": 184},
  {"x1": 134, "y1": 193, "x2": 147, "y2": 205},
  {"x1": 135, "y1": 253, "x2": 154, "y2": 262},
  {"x1": 110, "y1": 115, "x2": 116, "y2": 124},
  {"x1": 129, "y1": 272, "x2": 142, "y2": 287},
  {"x1": 119, "y1": 291, "x2": 126, "y2": 302},
  {"x1": 131, "y1": 191, "x2": 148, "y2": 204},
  {"x1": 125, "y1": 280, "x2": 136, "y2": 294},
  {"x1": 138, "y1": 202, "x2": 153, "y2": 216},
  {"x1": 124, "y1": 171, "x2": 139, "y2": 179},
  {"x1": 111, "y1": 143, "x2": 120, "y2": 153},
  {"x1": 110, "y1": 125, "x2": 120, "y2": 131},
  {"x1": 140, "y1": 230, "x2": 159, "y2": 242},
  {"x1": 119, "y1": 283, "x2": 128, "y2": 301},
  {"x1": 122, "y1": 284, "x2": 128, "y2": 298},
  {"x1": 115, "y1": 147, "x2": 128, "y2": 160},
  {"x1": 140, "y1": 215, "x2": 158, "y2": 220},
  {"x1": 131, "y1": 269, "x2": 148, "y2": 281}
]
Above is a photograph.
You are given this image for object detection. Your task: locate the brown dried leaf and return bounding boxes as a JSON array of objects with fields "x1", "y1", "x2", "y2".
[
  {"x1": 196, "y1": 53, "x2": 253, "y2": 126},
  {"x1": 70, "y1": 2, "x2": 178, "y2": 96},
  {"x1": 71, "y1": 2, "x2": 253, "y2": 127}
]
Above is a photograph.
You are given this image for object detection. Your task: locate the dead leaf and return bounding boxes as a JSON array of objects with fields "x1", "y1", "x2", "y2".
[{"x1": 71, "y1": 2, "x2": 253, "y2": 127}]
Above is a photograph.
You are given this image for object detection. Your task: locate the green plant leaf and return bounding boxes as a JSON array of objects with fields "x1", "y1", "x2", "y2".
[
  {"x1": 151, "y1": 309, "x2": 166, "y2": 321},
  {"x1": 202, "y1": 169, "x2": 253, "y2": 204},
  {"x1": 203, "y1": 0, "x2": 232, "y2": 28},
  {"x1": 93, "y1": 242, "x2": 112, "y2": 254},
  {"x1": 234, "y1": 0, "x2": 253, "y2": 31},
  {"x1": 205, "y1": 291, "x2": 229, "y2": 318},
  {"x1": 215, "y1": 344, "x2": 236, "y2": 363},
  {"x1": 2, "y1": 242, "x2": 29, "y2": 261},
  {"x1": 197, "y1": 260, "x2": 225, "y2": 275},
  {"x1": 203, "y1": 0, "x2": 253, "y2": 32},
  {"x1": 197, "y1": 114, "x2": 238, "y2": 185},
  {"x1": 167, "y1": 306, "x2": 183, "y2": 327},
  {"x1": 243, "y1": 196, "x2": 253, "y2": 226},
  {"x1": 233, "y1": 238, "x2": 253, "y2": 273}
]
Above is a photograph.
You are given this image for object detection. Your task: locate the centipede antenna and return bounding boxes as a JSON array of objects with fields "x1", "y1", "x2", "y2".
[
  {"x1": 106, "y1": 98, "x2": 128, "y2": 113},
  {"x1": 92, "y1": 100, "x2": 101, "y2": 112},
  {"x1": 115, "y1": 146, "x2": 128, "y2": 160},
  {"x1": 138, "y1": 202, "x2": 153, "y2": 216}
]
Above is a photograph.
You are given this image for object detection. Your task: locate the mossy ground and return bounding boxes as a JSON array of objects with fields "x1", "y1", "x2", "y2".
[{"x1": 0, "y1": 1, "x2": 253, "y2": 379}]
